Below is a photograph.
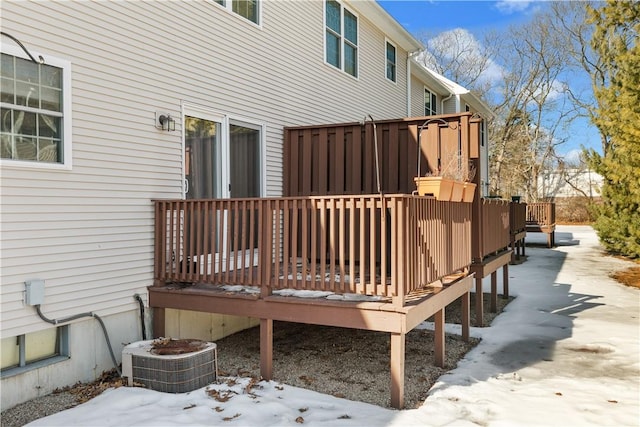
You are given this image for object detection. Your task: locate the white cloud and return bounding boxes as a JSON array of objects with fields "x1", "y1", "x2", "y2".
[{"x1": 495, "y1": 0, "x2": 533, "y2": 14}]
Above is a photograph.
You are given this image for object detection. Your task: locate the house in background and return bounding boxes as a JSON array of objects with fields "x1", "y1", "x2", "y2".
[
  {"x1": 538, "y1": 168, "x2": 603, "y2": 200},
  {"x1": 1, "y1": 0, "x2": 492, "y2": 409}
]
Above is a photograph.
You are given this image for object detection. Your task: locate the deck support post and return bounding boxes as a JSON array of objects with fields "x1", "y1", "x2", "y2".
[
  {"x1": 503, "y1": 264, "x2": 509, "y2": 298},
  {"x1": 152, "y1": 307, "x2": 165, "y2": 338},
  {"x1": 260, "y1": 318, "x2": 273, "y2": 380},
  {"x1": 461, "y1": 291, "x2": 470, "y2": 342},
  {"x1": 434, "y1": 308, "x2": 445, "y2": 367},
  {"x1": 390, "y1": 332, "x2": 406, "y2": 409},
  {"x1": 490, "y1": 271, "x2": 497, "y2": 313},
  {"x1": 475, "y1": 276, "x2": 484, "y2": 327}
]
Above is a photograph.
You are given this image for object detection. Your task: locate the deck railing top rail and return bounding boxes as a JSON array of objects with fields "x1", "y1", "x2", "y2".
[{"x1": 153, "y1": 195, "x2": 471, "y2": 306}]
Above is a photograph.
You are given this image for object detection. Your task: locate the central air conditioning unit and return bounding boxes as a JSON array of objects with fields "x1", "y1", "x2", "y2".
[{"x1": 122, "y1": 338, "x2": 217, "y2": 393}]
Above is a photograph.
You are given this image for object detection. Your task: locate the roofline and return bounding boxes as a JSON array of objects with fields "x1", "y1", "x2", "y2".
[
  {"x1": 411, "y1": 60, "x2": 496, "y2": 118},
  {"x1": 347, "y1": 1, "x2": 423, "y2": 52}
]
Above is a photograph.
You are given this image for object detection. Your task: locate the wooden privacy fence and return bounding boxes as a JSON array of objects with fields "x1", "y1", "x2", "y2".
[
  {"x1": 153, "y1": 196, "x2": 471, "y2": 302},
  {"x1": 472, "y1": 198, "x2": 511, "y2": 261},
  {"x1": 284, "y1": 113, "x2": 483, "y2": 197}
]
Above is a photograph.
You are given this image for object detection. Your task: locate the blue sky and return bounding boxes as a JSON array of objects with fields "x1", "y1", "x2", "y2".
[
  {"x1": 378, "y1": 0, "x2": 600, "y2": 160},
  {"x1": 379, "y1": 0, "x2": 536, "y2": 35}
]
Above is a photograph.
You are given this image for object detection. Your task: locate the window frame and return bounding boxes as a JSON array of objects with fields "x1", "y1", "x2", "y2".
[
  {"x1": 1, "y1": 45, "x2": 72, "y2": 170},
  {"x1": 385, "y1": 39, "x2": 397, "y2": 83},
  {"x1": 324, "y1": 0, "x2": 359, "y2": 78},
  {"x1": 213, "y1": 0, "x2": 262, "y2": 27},
  {"x1": 0, "y1": 326, "x2": 70, "y2": 378},
  {"x1": 424, "y1": 87, "x2": 437, "y2": 116}
]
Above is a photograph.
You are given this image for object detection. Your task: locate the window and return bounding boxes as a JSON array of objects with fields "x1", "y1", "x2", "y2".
[
  {"x1": 325, "y1": 0, "x2": 358, "y2": 77},
  {"x1": 1, "y1": 48, "x2": 71, "y2": 168},
  {"x1": 424, "y1": 88, "x2": 437, "y2": 115},
  {"x1": 215, "y1": 0, "x2": 260, "y2": 25},
  {"x1": 386, "y1": 41, "x2": 396, "y2": 82},
  {"x1": 1, "y1": 326, "x2": 69, "y2": 377}
]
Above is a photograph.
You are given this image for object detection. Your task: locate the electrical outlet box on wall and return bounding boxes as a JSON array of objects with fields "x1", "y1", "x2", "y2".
[{"x1": 25, "y1": 279, "x2": 45, "y2": 305}]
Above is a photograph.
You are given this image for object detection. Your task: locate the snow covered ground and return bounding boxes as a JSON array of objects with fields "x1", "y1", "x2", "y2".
[{"x1": 28, "y1": 225, "x2": 640, "y2": 426}]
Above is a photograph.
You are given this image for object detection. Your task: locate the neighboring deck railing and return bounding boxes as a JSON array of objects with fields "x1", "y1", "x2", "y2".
[
  {"x1": 472, "y1": 198, "x2": 511, "y2": 262},
  {"x1": 153, "y1": 196, "x2": 471, "y2": 303},
  {"x1": 526, "y1": 202, "x2": 556, "y2": 228},
  {"x1": 510, "y1": 202, "x2": 527, "y2": 236}
]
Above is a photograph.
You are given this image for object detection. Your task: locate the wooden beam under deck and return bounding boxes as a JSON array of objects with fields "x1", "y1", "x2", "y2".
[{"x1": 148, "y1": 274, "x2": 474, "y2": 409}]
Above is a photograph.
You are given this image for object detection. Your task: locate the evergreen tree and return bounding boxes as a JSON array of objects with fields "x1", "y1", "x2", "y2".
[{"x1": 587, "y1": 0, "x2": 640, "y2": 258}]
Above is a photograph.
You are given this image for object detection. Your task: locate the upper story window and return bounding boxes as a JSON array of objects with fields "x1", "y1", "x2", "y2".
[
  {"x1": 424, "y1": 88, "x2": 437, "y2": 116},
  {"x1": 215, "y1": 0, "x2": 260, "y2": 25},
  {"x1": 1, "y1": 48, "x2": 71, "y2": 168},
  {"x1": 325, "y1": 0, "x2": 358, "y2": 77},
  {"x1": 386, "y1": 41, "x2": 396, "y2": 82}
]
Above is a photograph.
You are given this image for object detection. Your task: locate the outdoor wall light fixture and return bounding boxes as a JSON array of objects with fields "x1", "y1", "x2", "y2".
[{"x1": 156, "y1": 112, "x2": 176, "y2": 131}]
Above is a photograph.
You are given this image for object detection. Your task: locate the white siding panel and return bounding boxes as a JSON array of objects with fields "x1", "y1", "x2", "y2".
[{"x1": 1, "y1": 0, "x2": 413, "y2": 338}]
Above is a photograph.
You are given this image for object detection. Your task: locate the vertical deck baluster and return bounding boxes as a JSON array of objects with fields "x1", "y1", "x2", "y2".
[
  {"x1": 380, "y1": 197, "x2": 388, "y2": 297},
  {"x1": 224, "y1": 200, "x2": 232, "y2": 283},
  {"x1": 202, "y1": 200, "x2": 210, "y2": 282},
  {"x1": 249, "y1": 199, "x2": 256, "y2": 285},
  {"x1": 282, "y1": 199, "x2": 290, "y2": 289},
  {"x1": 291, "y1": 199, "x2": 299, "y2": 289},
  {"x1": 348, "y1": 197, "x2": 356, "y2": 294},
  {"x1": 319, "y1": 198, "x2": 327, "y2": 291},
  {"x1": 358, "y1": 197, "x2": 366, "y2": 295},
  {"x1": 329, "y1": 198, "x2": 336, "y2": 291},
  {"x1": 301, "y1": 199, "x2": 309, "y2": 289},
  {"x1": 310, "y1": 199, "x2": 318, "y2": 289},
  {"x1": 339, "y1": 197, "x2": 346, "y2": 292},
  {"x1": 369, "y1": 197, "x2": 376, "y2": 295}
]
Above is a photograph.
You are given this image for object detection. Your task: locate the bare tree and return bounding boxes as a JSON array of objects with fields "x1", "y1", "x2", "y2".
[
  {"x1": 416, "y1": 28, "x2": 497, "y2": 96},
  {"x1": 488, "y1": 11, "x2": 579, "y2": 201}
]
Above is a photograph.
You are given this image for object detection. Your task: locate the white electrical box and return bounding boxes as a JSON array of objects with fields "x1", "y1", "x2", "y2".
[{"x1": 25, "y1": 279, "x2": 45, "y2": 305}]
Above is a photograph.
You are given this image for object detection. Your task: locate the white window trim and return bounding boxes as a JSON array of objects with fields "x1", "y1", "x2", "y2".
[
  {"x1": 1, "y1": 45, "x2": 72, "y2": 170},
  {"x1": 211, "y1": 0, "x2": 262, "y2": 28},
  {"x1": 323, "y1": 0, "x2": 360, "y2": 79},
  {"x1": 228, "y1": 115, "x2": 267, "y2": 197},
  {"x1": 424, "y1": 87, "x2": 437, "y2": 116},
  {"x1": 181, "y1": 103, "x2": 266, "y2": 199},
  {"x1": 385, "y1": 38, "x2": 397, "y2": 84}
]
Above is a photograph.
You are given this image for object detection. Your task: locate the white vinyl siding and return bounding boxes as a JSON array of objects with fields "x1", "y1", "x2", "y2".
[{"x1": 0, "y1": 1, "x2": 410, "y2": 339}]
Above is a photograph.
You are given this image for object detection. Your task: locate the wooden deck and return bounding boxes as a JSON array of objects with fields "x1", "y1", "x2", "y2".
[
  {"x1": 150, "y1": 195, "x2": 473, "y2": 408},
  {"x1": 526, "y1": 202, "x2": 556, "y2": 248}
]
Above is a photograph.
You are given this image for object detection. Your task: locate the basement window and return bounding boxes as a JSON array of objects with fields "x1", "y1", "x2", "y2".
[{"x1": 0, "y1": 326, "x2": 69, "y2": 378}]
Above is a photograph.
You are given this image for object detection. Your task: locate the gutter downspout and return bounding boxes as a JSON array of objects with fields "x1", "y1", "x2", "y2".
[
  {"x1": 407, "y1": 51, "x2": 420, "y2": 117},
  {"x1": 441, "y1": 92, "x2": 453, "y2": 115}
]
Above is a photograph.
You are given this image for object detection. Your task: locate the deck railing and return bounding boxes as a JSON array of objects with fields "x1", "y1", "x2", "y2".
[
  {"x1": 510, "y1": 202, "x2": 527, "y2": 235},
  {"x1": 154, "y1": 195, "x2": 471, "y2": 302},
  {"x1": 526, "y1": 202, "x2": 556, "y2": 227},
  {"x1": 472, "y1": 198, "x2": 511, "y2": 261}
]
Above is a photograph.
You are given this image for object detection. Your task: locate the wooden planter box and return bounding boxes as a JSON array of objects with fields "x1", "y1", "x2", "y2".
[
  {"x1": 414, "y1": 177, "x2": 457, "y2": 201},
  {"x1": 462, "y1": 182, "x2": 476, "y2": 203}
]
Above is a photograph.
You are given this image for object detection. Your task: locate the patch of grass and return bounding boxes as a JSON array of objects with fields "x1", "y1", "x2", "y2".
[{"x1": 612, "y1": 267, "x2": 640, "y2": 289}]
